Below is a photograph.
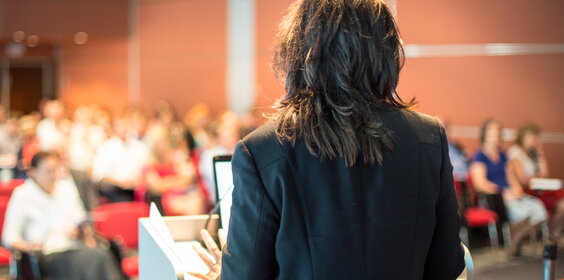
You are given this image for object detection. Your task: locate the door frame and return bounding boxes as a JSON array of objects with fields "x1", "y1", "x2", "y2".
[{"x1": 0, "y1": 56, "x2": 55, "y2": 117}]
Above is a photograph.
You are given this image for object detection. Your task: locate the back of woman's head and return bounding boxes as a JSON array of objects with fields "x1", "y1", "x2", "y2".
[
  {"x1": 515, "y1": 122, "x2": 540, "y2": 148},
  {"x1": 273, "y1": 0, "x2": 414, "y2": 166}
]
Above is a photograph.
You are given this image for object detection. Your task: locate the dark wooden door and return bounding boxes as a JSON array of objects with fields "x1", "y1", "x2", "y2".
[{"x1": 9, "y1": 66, "x2": 44, "y2": 115}]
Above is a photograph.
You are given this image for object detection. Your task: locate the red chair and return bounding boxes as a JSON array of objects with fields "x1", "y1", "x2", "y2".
[
  {"x1": 91, "y1": 202, "x2": 149, "y2": 278},
  {"x1": 0, "y1": 179, "x2": 25, "y2": 197},
  {"x1": 0, "y1": 196, "x2": 12, "y2": 266},
  {"x1": 456, "y1": 180, "x2": 505, "y2": 254}
]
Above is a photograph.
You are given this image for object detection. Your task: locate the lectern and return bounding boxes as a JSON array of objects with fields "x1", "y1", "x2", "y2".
[{"x1": 139, "y1": 214, "x2": 219, "y2": 280}]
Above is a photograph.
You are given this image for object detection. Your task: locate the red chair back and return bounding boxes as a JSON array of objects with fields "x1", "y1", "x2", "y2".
[
  {"x1": 91, "y1": 202, "x2": 149, "y2": 249},
  {"x1": 0, "y1": 196, "x2": 12, "y2": 265},
  {"x1": 0, "y1": 196, "x2": 11, "y2": 236},
  {"x1": 0, "y1": 179, "x2": 25, "y2": 197}
]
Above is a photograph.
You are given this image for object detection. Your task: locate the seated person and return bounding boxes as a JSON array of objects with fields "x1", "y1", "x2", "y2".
[
  {"x1": 91, "y1": 118, "x2": 149, "y2": 202},
  {"x1": 0, "y1": 117, "x2": 21, "y2": 180},
  {"x1": 507, "y1": 122, "x2": 549, "y2": 188},
  {"x1": 2, "y1": 151, "x2": 123, "y2": 280},
  {"x1": 470, "y1": 119, "x2": 548, "y2": 256},
  {"x1": 142, "y1": 136, "x2": 205, "y2": 215},
  {"x1": 508, "y1": 123, "x2": 564, "y2": 240}
]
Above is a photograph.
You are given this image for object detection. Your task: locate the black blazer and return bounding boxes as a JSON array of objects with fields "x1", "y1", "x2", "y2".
[{"x1": 221, "y1": 109, "x2": 465, "y2": 280}]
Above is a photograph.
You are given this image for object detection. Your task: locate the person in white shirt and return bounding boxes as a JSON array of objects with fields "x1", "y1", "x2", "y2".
[
  {"x1": 35, "y1": 100, "x2": 69, "y2": 153},
  {"x1": 507, "y1": 123, "x2": 549, "y2": 185},
  {"x1": 507, "y1": 123, "x2": 564, "y2": 240},
  {"x1": 91, "y1": 117, "x2": 149, "y2": 202},
  {"x1": 2, "y1": 151, "x2": 123, "y2": 280}
]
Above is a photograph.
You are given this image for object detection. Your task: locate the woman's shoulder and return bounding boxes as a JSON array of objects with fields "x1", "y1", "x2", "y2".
[
  {"x1": 382, "y1": 109, "x2": 442, "y2": 130},
  {"x1": 240, "y1": 122, "x2": 278, "y2": 148},
  {"x1": 472, "y1": 149, "x2": 487, "y2": 162},
  {"x1": 384, "y1": 109, "x2": 444, "y2": 146},
  {"x1": 507, "y1": 144, "x2": 525, "y2": 160},
  {"x1": 237, "y1": 122, "x2": 288, "y2": 168}
]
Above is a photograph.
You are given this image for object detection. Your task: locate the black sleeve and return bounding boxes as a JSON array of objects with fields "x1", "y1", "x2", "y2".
[
  {"x1": 220, "y1": 141, "x2": 279, "y2": 280},
  {"x1": 423, "y1": 121, "x2": 466, "y2": 280}
]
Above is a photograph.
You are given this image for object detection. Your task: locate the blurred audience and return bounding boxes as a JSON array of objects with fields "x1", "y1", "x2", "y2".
[
  {"x1": 2, "y1": 151, "x2": 123, "y2": 280},
  {"x1": 440, "y1": 118, "x2": 470, "y2": 182},
  {"x1": 16, "y1": 114, "x2": 40, "y2": 177},
  {"x1": 508, "y1": 123, "x2": 564, "y2": 240},
  {"x1": 470, "y1": 118, "x2": 548, "y2": 256},
  {"x1": 36, "y1": 100, "x2": 69, "y2": 154},
  {"x1": 508, "y1": 123, "x2": 549, "y2": 185},
  {"x1": 0, "y1": 117, "x2": 21, "y2": 181},
  {"x1": 91, "y1": 117, "x2": 149, "y2": 203},
  {"x1": 4, "y1": 95, "x2": 562, "y2": 271},
  {"x1": 67, "y1": 105, "x2": 95, "y2": 172},
  {"x1": 199, "y1": 111, "x2": 240, "y2": 205},
  {"x1": 183, "y1": 103, "x2": 212, "y2": 150},
  {"x1": 142, "y1": 133, "x2": 204, "y2": 215}
]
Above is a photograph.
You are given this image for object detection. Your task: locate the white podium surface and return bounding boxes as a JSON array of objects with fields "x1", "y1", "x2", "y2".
[{"x1": 139, "y1": 214, "x2": 219, "y2": 280}]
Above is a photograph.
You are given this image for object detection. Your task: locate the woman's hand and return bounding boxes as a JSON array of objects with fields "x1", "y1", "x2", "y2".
[{"x1": 187, "y1": 229, "x2": 227, "y2": 280}]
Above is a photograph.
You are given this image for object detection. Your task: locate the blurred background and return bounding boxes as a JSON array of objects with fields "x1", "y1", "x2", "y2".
[
  {"x1": 0, "y1": 0, "x2": 562, "y2": 178},
  {"x1": 0, "y1": 0, "x2": 563, "y2": 279}
]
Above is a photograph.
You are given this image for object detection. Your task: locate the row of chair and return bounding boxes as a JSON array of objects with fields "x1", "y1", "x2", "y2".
[
  {"x1": 0, "y1": 178, "x2": 149, "y2": 279},
  {"x1": 456, "y1": 179, "x2": 541, "y2": 259}
]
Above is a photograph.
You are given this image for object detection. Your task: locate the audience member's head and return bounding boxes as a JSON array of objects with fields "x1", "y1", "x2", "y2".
[
  {"x1": 125, "y1": 103, "x2": 148, "y2": 138},
  {"x1": 3, "y1": 118, "x2": 20, "y2": 137},
  {"x1": 155, "y1": 100, "x2": 176, "y2": 125},
  {"x1": 183, "y1": 103, "x2": 211, "y2": 132},
  {"x1": 150, "y1": 137, "x2": 172, "y2": 164},
  {"x1": 72, "y1": 105, "x2": 93, "y2": 125},
  {"x1": 217, "y1": 111, "x2": 240, "y2": 150},
  {"x1": 19, "y1": 114, "x2": 38, "y2": 139},
  {"x1": 112, "y1": 117, "x2": 130, "y2": 141},
  {"x1": 28, "y1": 151, "x2": 60, "y2": 194},
  {"x1": 479, "y1": 118, "x2": 503, "y2": 147},
  {"x1": 43, "y1": 100, "x2": 66, "y2": 122},
  {"x1": 515, "y1": 122, "x2": 541, "y2": 151}
]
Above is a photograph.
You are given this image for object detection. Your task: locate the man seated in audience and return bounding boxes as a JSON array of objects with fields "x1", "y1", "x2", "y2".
[
  {"x1": 0, "y1": 117, "x2": 21, "y2": 180},
  {"x1": 91, "y1": 117, "x2": 149, "y2": 202},
  {"x1": 2, "y1": 151, "x2": 123, "y2": 279}
]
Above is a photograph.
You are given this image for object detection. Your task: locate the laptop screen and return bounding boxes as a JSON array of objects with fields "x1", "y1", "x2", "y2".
[{"x1": 212, "y1": 155, "x2": 233, "y2": 234}]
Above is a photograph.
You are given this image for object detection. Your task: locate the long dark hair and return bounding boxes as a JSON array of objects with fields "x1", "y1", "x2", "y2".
[{"x1": 272, "y1": 0, "x2": 414, "y2": 166}]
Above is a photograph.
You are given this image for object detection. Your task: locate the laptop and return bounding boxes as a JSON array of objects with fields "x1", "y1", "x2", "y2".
[{"x1": 212, "y1": 155, "x2": 234, "y2": 234}]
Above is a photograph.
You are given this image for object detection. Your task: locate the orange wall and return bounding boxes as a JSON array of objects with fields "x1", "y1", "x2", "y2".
[
  {"x1": 396, "y1": 0, "x2": 564, "y2": 44},
  {"x1": 253, "y1": 0, "x2": 564, "y2": 179},
  {"x1": 2, "y1": 0, "x2": 130, "y2": 116},
  {"x1": 2, "y1": 0, "x2": 128, "y2": 40},
  {"x1": 255, "y1": 0, "x2": 293, "y2": 113},
  {"x1": 395, "y1": 0, "x2": 564, "y2": 179},
  {"x1": 59, "y1": 39, "x2": 129, "y2": 116},
  {"x1": 139, "y1": 0, "x2": 227, "y2": 117}
]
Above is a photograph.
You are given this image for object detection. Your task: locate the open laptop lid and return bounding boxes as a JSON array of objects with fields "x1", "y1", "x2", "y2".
[{"x1": 212, "y1": 155, "x2": 233, "y2": 233}]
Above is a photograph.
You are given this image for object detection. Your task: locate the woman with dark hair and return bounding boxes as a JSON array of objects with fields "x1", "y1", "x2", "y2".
[
  {"x1": 470, "y1": 119, "x2": 547, "y2": 256},
  {"x1": 190, "y1": 0, "x2": 464, "y2": 279}
]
